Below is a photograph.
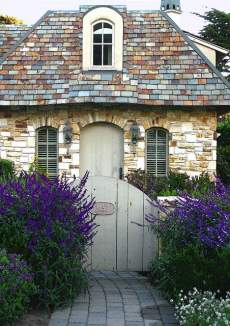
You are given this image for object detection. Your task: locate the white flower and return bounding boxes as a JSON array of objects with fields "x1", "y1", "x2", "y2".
[{"x1": 174, "y1": 289, "x2": 230, "y2": 325}]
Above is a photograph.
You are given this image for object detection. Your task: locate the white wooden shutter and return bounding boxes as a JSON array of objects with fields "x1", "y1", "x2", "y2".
[
  {"x1": 146, "y1": 128, "x2": 168, "y2": 176},
  {"x1": 37, "y1": 127, "x2": 58, "y2": 178}
]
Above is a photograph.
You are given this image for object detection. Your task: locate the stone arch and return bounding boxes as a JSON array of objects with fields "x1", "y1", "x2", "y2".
[
  {"x1": 30, "y1": 115, "x2": 60, "y2": 131},
  {"x1": 140, "y1": 113, "x2": 169, "y2": 131},
  {"x1": 76, "y1": 111, "x2": 127, "y2": 130}
]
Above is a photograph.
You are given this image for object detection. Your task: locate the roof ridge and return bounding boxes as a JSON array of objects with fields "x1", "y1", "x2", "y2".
[
  {"x1": 161, "y1": 11, "x2": 230, "y2": 89},
  {"x1": 0, "y1": 10, "x2": 52, "y2": 66}
]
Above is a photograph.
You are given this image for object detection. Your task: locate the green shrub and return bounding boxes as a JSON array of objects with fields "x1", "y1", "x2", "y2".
[
  {"x1": 0, "y1": 249, "x2": 36, "y2": 326},
  {"x1": 150, "y1": 245, "x2": 230, "y2": 300},
  {"x1": 0, "y1": 159, "x2": 14, "y2": 180},
  {"x1": 126, "y1": 169, "x2": 213, "y2": 199},
  {"x1": 126, "y1": 169, "x2": 169, "y2": 198},
  {"x1": 0, "y1": 172, "x2": 95, "y2": 308},
  {"x1": 148, "y1": 181, "x2": 230, "y2": 299}
]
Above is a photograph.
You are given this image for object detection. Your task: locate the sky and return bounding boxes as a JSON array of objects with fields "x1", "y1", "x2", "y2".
[{"x1": 0, "y1": 0, "x2": 229, "y2": 35}]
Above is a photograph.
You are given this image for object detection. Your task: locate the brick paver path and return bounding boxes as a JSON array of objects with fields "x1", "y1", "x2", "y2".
[{"x1": 49, "y1": 271, "x2": 177, "y2": 326}]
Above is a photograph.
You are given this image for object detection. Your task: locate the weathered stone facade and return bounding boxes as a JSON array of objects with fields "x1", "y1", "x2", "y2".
[
  {"x1": 0, "y1": 108, "x2": 216, "y2": 177},
  {"x1": 0, "y1": 5, "x2": 228, "y2": 178}
]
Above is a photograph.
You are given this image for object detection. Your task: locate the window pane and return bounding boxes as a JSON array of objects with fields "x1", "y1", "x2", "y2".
[
  {"x1": 93, "y1": 34, "x2": 102, "y2": 43},
  {"x1": 93, "y1": 45, "x2": 102, "y2": 65},
  {"x1": 104, "y1": 22, "x2": 112, "y2": 29},
  {"x1": 93, "y1": 22, "x2": 102, "y2": 32},
  {"x1": 103, "y1": 44, "x2": 112, "y2": 65},
  {"x1": 103, "y1": 34, "x2": 112, "y2": 43}
]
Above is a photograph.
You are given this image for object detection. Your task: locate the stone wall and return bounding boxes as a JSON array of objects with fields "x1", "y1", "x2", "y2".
[{"x1": 0, "y1": 107, "x2": 217, "y2": 178}]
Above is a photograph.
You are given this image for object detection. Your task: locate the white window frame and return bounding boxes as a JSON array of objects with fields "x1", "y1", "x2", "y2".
[
  {"x1": 92, "y1": 20, "x2": 114, "y2": 69},
  {"x1": 83, "y1": 6, "x2": 123, "y2": 71}
]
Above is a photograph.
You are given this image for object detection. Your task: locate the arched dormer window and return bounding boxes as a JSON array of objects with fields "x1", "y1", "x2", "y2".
[
  {"x1": 36, "y1": 127, "x2": 58, "y2": 179},
  {"x1": 146, "y1": 128, "x2": 169, "y2": 177},
  {"x1": 93, "y1": 21, "x2": 113, "y2": 66},
  {"x1": 83, "y1": 6, "x2": 123, "y2": 71}
]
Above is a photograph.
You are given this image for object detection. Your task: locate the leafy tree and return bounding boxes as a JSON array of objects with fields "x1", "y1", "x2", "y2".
[
  {"x1": 194, "y1": 9, "x2": 230, "y2": 79},
  {"x1": 0, "y1": 14, "x2": 24, "y2": 25},
  {"x1": 219, "y1": 53, "x2": 230, "y2": 81},
  {"x1": 194, "y1": 9, "x2": 230, "y2": 49}
]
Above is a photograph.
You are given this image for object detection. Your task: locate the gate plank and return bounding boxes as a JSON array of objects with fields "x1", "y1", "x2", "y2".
[
  {"x1": 117, "y1": 180, "x2": 129, "y2": 271},
  {"x1": 90, "y1": 176, "x2": 117, "y2": 271},
  {"x1": 127, "y1": 184, "x2": 144, "y2": 271}
]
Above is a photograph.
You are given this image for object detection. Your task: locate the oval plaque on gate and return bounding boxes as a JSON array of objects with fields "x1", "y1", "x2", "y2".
[{"x1": 92, "y1": 202, "x2": 115, "y2": 215}]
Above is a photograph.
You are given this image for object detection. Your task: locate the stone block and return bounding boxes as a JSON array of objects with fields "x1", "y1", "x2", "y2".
[
  {"x1": 185, "y1": 134, "x2": 197, "y2": 143},
  {"x1": 0, "y1": 150, "x2": 7, "y2": 159},
  {"x1": 0, "y1": 119, "x2": 7, "y2": 127},
  {"x1": 187, "y1": 153, "x2": 196, "y2": 161},
  {"x1": 1, "y1": 131, "x2": 11, "y2": 137},
  {"x1": 12, "y1": 141, "x2": 27, "y2": 148}
]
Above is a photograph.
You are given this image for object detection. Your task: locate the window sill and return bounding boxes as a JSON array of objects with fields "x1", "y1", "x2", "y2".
[{"x1": 83, "y1": 68, "x2": 122, "y2": 72}]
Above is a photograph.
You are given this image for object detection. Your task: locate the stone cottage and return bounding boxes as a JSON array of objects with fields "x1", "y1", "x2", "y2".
[{"x1": 0, "y1": 0, "x2": 229, "y2": 180}]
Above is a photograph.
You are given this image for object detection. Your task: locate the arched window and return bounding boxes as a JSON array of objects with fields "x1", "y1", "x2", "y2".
[
  {"x1": 146, "y1": 128, "x2": 168, "y2": 177},
  {"x1": 36, "y1": 127, "x2": 58, "y2": 178},
  {"x1": 93, "y1": 21, "x2": 113, "y2": 66},
  {"x1": 83, "y1": 6, "x2": 123, "y2": 71}
]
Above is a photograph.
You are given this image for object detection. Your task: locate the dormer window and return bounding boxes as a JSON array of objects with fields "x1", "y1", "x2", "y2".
[
  {"x1": 83, "y1": 6, "x2": 123, "y2": 71},
  {"x1": 93, "y1": 21, "x2": 113, "y2": 66}
]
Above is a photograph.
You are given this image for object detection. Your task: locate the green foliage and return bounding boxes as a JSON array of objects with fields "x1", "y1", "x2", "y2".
[
  {"x1": 29, "y1": 157, "x2": 47, "y2": 176},
  {"x1": 0, "y1": 249, "x2": 36, "y2": 326},
  {"x1": 150, "y1": 245, "x2": 230, "y2": 300},
  {"x1": 149, "y1": 182, "x2": 230, "y2": 300},
  {"x1": 194, "y1": 9, "x2": 230, "y2": 49},
  {"x1": 217, "y1": 119, "x2": 230, "y2": 184},
  {"x1": 126, "y1": 169, "x2": 168, "y2": 198},
  {"x1": 126, "y1": 169, "x2": 214, "y2": 199},
  {"x1": 0, "y1": 159, "x2": 15, "y2": 180},
  {"x1": 0, "y1": 14, "x2": 24, "y2": 25}
]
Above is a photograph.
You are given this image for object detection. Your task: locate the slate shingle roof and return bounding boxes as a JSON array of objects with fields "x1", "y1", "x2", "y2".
[
  {"x1": 0, "y1": 25, "x2": 30, "y2": 58},
  {"x1": 0, "y1": 6, "x2": 229, "y2": 107}
]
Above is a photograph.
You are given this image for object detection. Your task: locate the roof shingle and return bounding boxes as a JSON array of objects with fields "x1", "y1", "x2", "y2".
[{"x1": 0, "y1": 25, "x2": 30, "y2": 58}]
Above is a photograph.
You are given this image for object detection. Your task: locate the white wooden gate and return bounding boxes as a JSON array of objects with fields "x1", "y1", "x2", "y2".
[{"x1": 86, "y1": 176, "x2": 158, "y2": 271}]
